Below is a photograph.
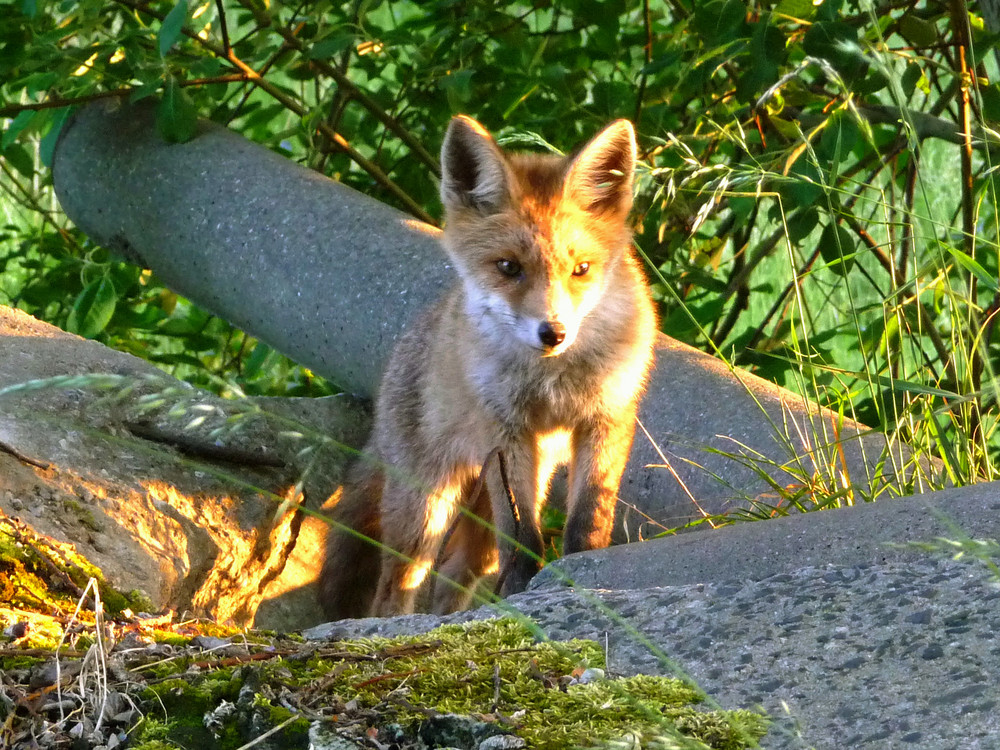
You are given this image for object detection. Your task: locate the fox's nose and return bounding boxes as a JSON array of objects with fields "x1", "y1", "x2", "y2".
[{"x1": 538, "y1": 320, "x2": 566, "y2": 348}]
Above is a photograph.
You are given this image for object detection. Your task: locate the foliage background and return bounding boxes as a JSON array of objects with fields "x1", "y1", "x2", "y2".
[{"x1": 2, "y1": 0, "x2": 999, "y2": 506}]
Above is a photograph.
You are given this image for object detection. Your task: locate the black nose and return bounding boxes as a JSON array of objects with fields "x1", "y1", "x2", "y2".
[{"x1": 538, "y1": 320, "x2": 566, "y2": 348}]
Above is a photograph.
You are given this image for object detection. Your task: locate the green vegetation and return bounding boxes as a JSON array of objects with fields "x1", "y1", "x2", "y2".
[
  {"x1": 0, "y1": 513, "x2": 145, "y2": 644},
  {"x1": 7, "y1": 4, "x2": 995, "y2": 744},
  {"x1": 2, "y1": 0, "x2": 997, "y2": 511},
  {"x1": 131, "y1": 618, "x2": 766, "y2": 749}
]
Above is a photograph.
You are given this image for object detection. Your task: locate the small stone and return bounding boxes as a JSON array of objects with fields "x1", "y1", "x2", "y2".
[
  {"x1": 906, "y1": 610, "x2": 932, "y2": 625},
  {"x1": 921, "y1": 643, "x2": 945, "y2": 660},
  {"x1": 190, "y1": 635, "x2": 232, "y2": 651},
  {"x1": 479, "y1": 735, "x2": 527, "y2": 749},
  {"x1": 572, "y1": 667, "x2": 605, "y2": 685}
]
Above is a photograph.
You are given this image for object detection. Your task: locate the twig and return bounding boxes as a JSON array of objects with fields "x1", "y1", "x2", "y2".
[
  {"x1": 633, "y1": 0, "x2": 652, "y2": 125},
  {"x1": 492, "y1": 449, "x2": 521, "y2": 596},
  {"x1": 491, "y1": 662, "x2": 502, "y2": 712},
  {"x1": 234, "y1": 0, "x2": 439, "y2": 176},
  {"x1": 0, "y1": 439, "x2": 51, "y2": 470},
  {"x1": 352, "y1": 668, "x2": 426, "y2": 690},
  {"x1": 233, "y1": 714, "x2": 302, "y2": 750},
  {"x1": 0, "y1": 75, "x2": 252, "y2": 119}
]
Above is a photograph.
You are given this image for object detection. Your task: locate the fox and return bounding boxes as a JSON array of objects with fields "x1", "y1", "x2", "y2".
[{"x1": 318, "y1": 115, "x2": 657, "y2": 619}]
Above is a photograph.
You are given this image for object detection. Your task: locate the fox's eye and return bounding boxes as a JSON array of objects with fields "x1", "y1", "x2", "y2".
[
  {"x1": 572, "y1": 262, "x2": 590, "y2": 277},
  {"x1": 496, "y1": 259, "x2": 522, "y2": 278}
]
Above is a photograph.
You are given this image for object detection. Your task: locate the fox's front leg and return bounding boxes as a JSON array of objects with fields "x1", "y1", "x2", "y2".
[
  {"x1": 485, "y1": 444, "x2": 544, "y2": 596},
  {"x1": 564, "y1": 414, "x2": 637, "y2": 554},
  {"x1": 373, "y1": 475, "x2": 464, "y2": 616}
]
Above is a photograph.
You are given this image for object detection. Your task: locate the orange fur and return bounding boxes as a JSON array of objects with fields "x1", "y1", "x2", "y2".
[{"x1": 319, "y1": 116, "x2": 657, "y2": 619}]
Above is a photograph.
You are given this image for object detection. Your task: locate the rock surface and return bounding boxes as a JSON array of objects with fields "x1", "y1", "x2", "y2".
[
  {"x1": 305, "y1": 484, "x2": 1000, "y2": 749},
  {"x1": 3, "y1": 305, "x2": 997, "y2": 747},
  {"x1": 0, "y1": 305, "x2": 368, "y2": 629}
]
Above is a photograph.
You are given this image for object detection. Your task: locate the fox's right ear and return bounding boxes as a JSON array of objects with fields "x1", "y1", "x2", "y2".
[{"x1": 440, "y1": 115, "x2": 510, "y2": 215}]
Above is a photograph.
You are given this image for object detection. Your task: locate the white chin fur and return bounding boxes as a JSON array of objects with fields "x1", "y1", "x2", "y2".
[{"x1": 463, "y1": 286, "x2": 577, "y2": 356}]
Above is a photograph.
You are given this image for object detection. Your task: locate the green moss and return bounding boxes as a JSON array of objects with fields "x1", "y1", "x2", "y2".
[
  {"x1": 253, "y1": 695, "x2": 311, "y2": 741},
  {"x1": 309, "y1": 618, "x2": 767, "y2": 749},
  {"x1": 0, "y1": 520, "x2": 134, "y2": 617},
  {"x1": 0, "y1": 653, "x2": 45, "y2": 671},
  {"x1": 124, "y1": 588, "x2": 155, "y2": 613},
  {"x1": 138, "y1": 671, "x2": 244, "y2": 748},
  {"x1": 136, "y1": 668, "x2": 312, "y2": 750},
  {"x1": 128, "y1": 619, "x2": 764, "y2": 750},
  {"x1": 147, "y1": 629, "x2": 194, "y2": 647},
  {"x1": 62, "y1": 498, "x2": 102, "y2": 532}
]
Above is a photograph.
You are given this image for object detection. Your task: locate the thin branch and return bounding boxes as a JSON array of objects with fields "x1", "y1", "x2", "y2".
[
  {"x1": 633, "y1": 0, "x2": 652, "y2": 125},
  {"x1": 112, "y1": 0, "x2": 436, "y2": 224},
  {"x1": 0, "y1": 75, "x2": 249, "y2": 118},
  {"x1": 234, "y1": 0, "x2": 439, "y2": 176}
]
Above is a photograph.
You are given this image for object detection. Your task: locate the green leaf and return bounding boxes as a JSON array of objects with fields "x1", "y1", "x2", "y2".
[
  {"x1": 68, "y1": 277, "x2": 118, "y2": 338},
  {"x1": 309, "y1": 34, "x2": 356, "y2": 60},
  {"x1": 158, "y1": 0, "x2": 188, "y2": 57},
  {"x1": 39, "y1": 106, "x2": 71, "y2": 167},
  {"x1": 803, "y1": 20, "x2": 866, "y2": 82},
  {"x1": 818, "y1": 221, "x2": 856, "y2": 276},
  {"x1": 775, "y1": 0, "x2": 818, "y2": 20},
  {"x1": 948, "y1": 247, "x2": 1000, "y2": 293},
  {"x1": 157, "y1": 76, "x2": 198, "y2": 144},
  {"x1": 873, "y1": 375, "x2": 956, "y2": 399},
  {"x1": 785, "y1": 206, "x2": 822, "y2": 243},
  {"x1": 819, "y1": 109, "x2": 859, "y2": 162},
  {"x1": 3, "y1": 144, "x2": 35, "y2": 179},
  {"x1": 980, "y1": 83, "x2": 1000, "y2": 122},
  {"x1": 2, "y1": 109, "x2": 38, "y2": 150},
  {"x1": 692, "y1": 0, "x2": 747, "y2": 46},
  {"x1": 899, "y1": 14, "x2": 938, "y2": 48},
  {"x1": 440, "y1": 68, "x2": 475, "y2": 107}
]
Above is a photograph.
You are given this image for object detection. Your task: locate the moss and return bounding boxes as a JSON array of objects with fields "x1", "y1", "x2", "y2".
[
  {"x1": 138, "y1": 671, "x2": 245, "y2": 748},
  {"x1": 253, "y1": 695, "x2": 311, "y2": 742},
  {"x1": 147, "y1": 629, "x2": 192, "y2": 647},
  {"x1": 307, "y1": 618, "x2": 767, "y2": 749},
  {"x1": 125, "y1": 588, "x2": 156, "y2": 613},
  {"x1": 0, "y1": 518, "x2": 133, "y2": 617},
  {"x1": 0, "y1": 607, "x2": 65, "y2": 650},
  {"x1": 61, "y1": 498, "x2": 102, "y2": 532},
  {"x1": 136, "y1": 668, "x2": 311, "y2": 749},
  {"x1": 129, "y1": 619, "x2": 764, "y2": 750}
]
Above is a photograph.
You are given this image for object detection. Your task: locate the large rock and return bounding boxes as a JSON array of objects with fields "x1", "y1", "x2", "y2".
[
  {"x1": 0, "y1": 305, "x2": 368, "y2": 629},
  {"x1": 306, "y1": 482, "x2": 1000, "y2": 749},
  {"x1": 530, "y1": 479, "x2": 1000, "y2": 590},
  {"x1": 52, "y1": 100, "x2": 940, "y2": 538}
]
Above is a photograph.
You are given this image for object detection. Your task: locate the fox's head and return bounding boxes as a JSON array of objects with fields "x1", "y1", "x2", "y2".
[{"x1": 439, "y1": 115, "x2": 637, "y2": 357}]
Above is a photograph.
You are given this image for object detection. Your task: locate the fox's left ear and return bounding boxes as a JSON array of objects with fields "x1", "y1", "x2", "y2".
[
  {"x1": 564, "y1": 119, "x2": 636, "y2": 216},
  {"x1": 440, "y1": 115, "x2": 511, "y2": 216}
]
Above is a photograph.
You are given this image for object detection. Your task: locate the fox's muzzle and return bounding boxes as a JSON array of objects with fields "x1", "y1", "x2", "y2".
[{"x1": 538, "y1": 320, "x2": 567, "y2": 349}]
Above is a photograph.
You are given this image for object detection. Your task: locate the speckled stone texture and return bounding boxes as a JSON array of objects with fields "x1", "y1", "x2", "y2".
[
  {"x1": 305, "y1": 556, "x2": 1000, "y2": 749},
  {"x1": 305, "y1": 482, "x2": 1000, "y2": 749}
]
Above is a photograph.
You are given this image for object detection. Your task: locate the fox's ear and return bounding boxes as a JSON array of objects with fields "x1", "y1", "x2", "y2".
[
  {"x1": 564, "y1": 119, "x2": 636, "y2": 216},
  {"x1": 440, "y1": 115, "x2": 511, "y2": 215}
]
